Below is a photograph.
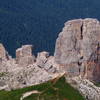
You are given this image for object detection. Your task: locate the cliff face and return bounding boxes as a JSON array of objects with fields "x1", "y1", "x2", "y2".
[{"x1": 54, "y1": 18, "x2": 100, "y2": 82}]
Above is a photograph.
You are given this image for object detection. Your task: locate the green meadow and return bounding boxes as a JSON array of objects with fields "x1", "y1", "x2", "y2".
[{"x1": 0, "y1": 77, "x2": 85, "y2": 100}]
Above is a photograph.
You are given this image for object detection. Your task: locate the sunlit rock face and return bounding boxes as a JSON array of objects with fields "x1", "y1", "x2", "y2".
[
  {"x1": 36, "y1": 51, "x2": 59, "y2": 73},
  {"x1": 54, "y1": 18, "x2": 100, "y2": 82},
  {"x1": 0, "y1": 43, "x2": 10, "y2": 61},
  {"x1": 0, "y1": 43, "x2": 12, "y2": 73},
  {"x1": 16, "y1": 45, "x2": 36, "y2": 67},
  {"x1": 36, "y1": 51, "x2": 49, "y2": 68}
]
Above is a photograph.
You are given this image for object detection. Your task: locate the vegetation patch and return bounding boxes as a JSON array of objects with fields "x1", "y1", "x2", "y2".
[
  {"x1": 0, "y1": 76, "x2": 85, "y2": 100},
  {"x1": 94, "y1": 82, "x2": 100, "y2": 87},
  {"x1": 0, "y1": 72, "x2": 8, "y2": 77}
]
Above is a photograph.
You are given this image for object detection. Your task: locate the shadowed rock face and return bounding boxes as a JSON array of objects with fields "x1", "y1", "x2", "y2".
[{"x1": 54, "y1": 18, "x2": 100, "y2": 82}]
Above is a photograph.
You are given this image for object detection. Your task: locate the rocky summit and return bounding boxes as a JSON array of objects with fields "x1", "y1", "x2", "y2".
[
  {"x1": 0, "y1": 18, "x2": 100, "y2": 100},
  {"x1": 54, "y1": 18, "x2": 100, "y2": 82}
]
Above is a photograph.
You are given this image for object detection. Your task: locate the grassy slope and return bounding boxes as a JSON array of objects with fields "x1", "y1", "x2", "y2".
[{"x1": 0, "y1": 77, "x2": 85, "y2": 100}]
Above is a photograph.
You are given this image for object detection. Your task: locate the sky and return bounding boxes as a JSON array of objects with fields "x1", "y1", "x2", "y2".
[{"x1": 0, "y1": 0, "x2": 100, "y2": 57}]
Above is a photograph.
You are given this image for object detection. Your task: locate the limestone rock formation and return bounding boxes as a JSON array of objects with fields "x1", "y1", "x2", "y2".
[
  {"x1": 16, "y1": 45, "x2": 35, "y2": 67},
  {"x1": 44, "y1": 56, "x2": 59, "y2": 73},
  {"x1": 54, "y1": 18, "x2": 100, "y2": 82},
  {"x1": 0, "y1": 44, "x2": 59, "y2": 90},
  {"x1": 0, "y1": 43, "x2": 10, "y2": 61},
  {"x1": 36, "y1": 51, "x2": 49, "y2": 68},
  {"x1": 0, "y1": 43, "x2": 12, "y2": 73},
  {"x1": 36, "y1": 52, "x2": 59, "y2": 73}
]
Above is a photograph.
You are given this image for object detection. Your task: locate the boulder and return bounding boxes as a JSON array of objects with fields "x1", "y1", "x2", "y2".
[
  {"x1": 54, "y1": 18, "x2": 100, "y2": 82},
  {"x1": 36, "y1": 51, "x2": 49, "y2": 68},
  {"x1": 44, "y1": 56, "x2": 59, "y2": 73}
]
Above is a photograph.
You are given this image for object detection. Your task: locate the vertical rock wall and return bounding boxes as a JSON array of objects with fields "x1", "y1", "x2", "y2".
[
  {"x1": 54, "y1": 18, "x2": 100, "y2": 82},
  {"x1": 16, "y1": 45, "x2": 35, "y2": 67}
]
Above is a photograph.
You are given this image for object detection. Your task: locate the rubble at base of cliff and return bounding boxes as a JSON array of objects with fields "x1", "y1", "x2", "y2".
[{"x1": 65, "y1": 76, "x2": 100, "y2": 100}]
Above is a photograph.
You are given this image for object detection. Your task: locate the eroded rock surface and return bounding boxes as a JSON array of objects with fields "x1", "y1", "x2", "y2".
[
  {"x1": 0, "y1": 44, "x2": 59, "y2": 90},
  {"x1": 0, "y1": 43, "x2": 10, "y2": 61},
  {"x1": 66, "y1": 76, "x2": 100, "y2": 100},
  {"x1": 36, "y1": 51, "x2": 49, "y2": 68},
  {"x1": 16, "y1": 45, "x2": 35, "y2": 67},
  {"x1": 54, "y1": 18, "x2": 100, "y2": 82}
]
